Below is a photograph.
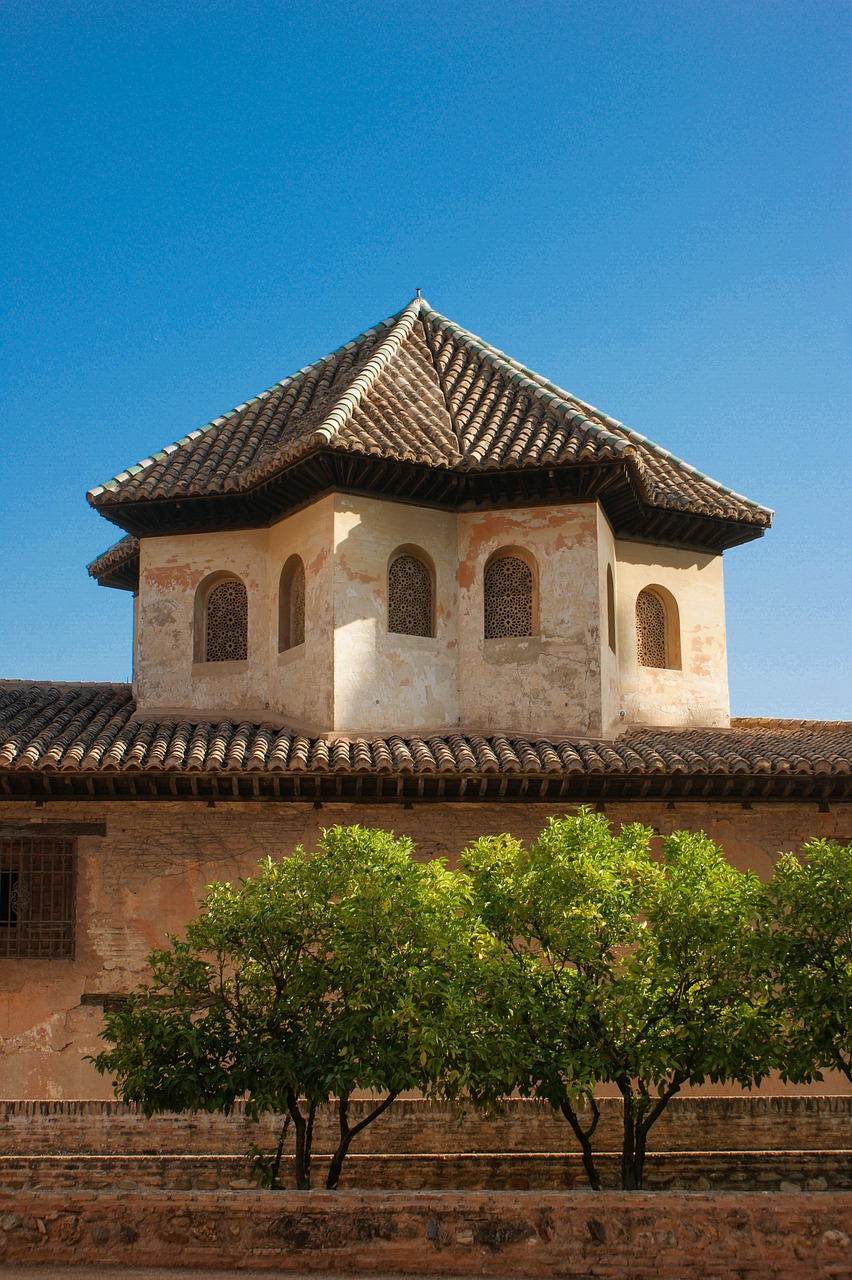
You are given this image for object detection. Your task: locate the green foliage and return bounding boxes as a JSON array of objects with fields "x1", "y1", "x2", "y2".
[
  {"x1": 93, "y1": 812, "x2": 844, "y2": 1196},
  {"x1": 93, "y1": 824, "x2": 486, "y2": 1189},
  {"x1": 463, "y1": 808, "x2": 775, "y2": 1190},
  {"x1": 763, "y1": 838, "x2": 852, "y2": 1084}
]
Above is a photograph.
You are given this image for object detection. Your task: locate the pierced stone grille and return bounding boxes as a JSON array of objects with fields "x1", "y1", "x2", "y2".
[
  {"x1": 205, "y1": 579, "x2": 248, "y2": 662},
  {"x1": 388, "y1": 555, "x2": 432, "y2": 637},
  {"x1": 280, "y1": 558, "x2": 305, "y2": 651},
  {"x1": 0, "y1": 837, "x2": 75, "y2": 959},
  {"x1": 636, "y1": 589, "x2": 667, "y2": 668},
  {"x1": 288, "y1": 560, "x2": 305, "y2": 648},
  {"x1": 484, "y1": 555, "x2": 533, "y2": 639}
]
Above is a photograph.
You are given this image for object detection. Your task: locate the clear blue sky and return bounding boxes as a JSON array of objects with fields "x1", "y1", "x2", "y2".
[{"x1": 1, "y1": 0, "x2": 849, "y2": 718}]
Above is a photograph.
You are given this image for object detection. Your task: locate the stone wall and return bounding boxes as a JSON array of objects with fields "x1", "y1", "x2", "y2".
[
  {"x1": 1, "y1": 1149, "x2": 850, "y2": 1193},
  {"x1": 2, "y1": 1189, "x2": 850, "y2": 1275}
]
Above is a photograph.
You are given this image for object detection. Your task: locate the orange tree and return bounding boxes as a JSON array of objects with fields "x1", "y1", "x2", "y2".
[
  {"x1": 763, "y1": 838, "x2": 852, "y2": 1086},
  {"x1": 463, "y1": 809, "x2": 777, "y2": 1190},
  {"x1": 92, "y1": 825, "x2": 495, "y2": 1190}
]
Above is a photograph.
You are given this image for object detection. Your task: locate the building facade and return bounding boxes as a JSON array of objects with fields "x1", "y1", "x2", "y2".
[{"x1": 1, "y1": 296, "x2": 849, "y2": 1097}]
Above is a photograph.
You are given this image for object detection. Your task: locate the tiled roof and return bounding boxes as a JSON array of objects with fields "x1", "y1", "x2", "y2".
[
  {"x1": 1, "y1": 683, "x2": 847, "y2": 802},
  {"x1": 87, "y1": 536, "x2": 140, "y2": 590},
  {"x1": 87, "y1": 297, "x2": 771, "y2": 552}
]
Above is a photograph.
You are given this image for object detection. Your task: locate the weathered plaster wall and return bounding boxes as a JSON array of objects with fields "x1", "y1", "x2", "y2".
[
  {"x1": 615, "y1": 539, "x2": 730, "y2": 728},
  {"x1": 134, "y1": 499, "x2": 335, "y2": 728},
  {"x1": 331, "y1": 495, "x2": 460, "y2": 735},
  {"x1": 0, "y1": 796, "x2": 848, "y2": 1100},
  {"x1": 457, "y1": 504, "x2": 603, "y2": 736},
  {"x1": 132, "y1": 497, "x2": 733, "y2": 737},
  {"x1": 596, "y1": 508, "x2": 620, "y2": 739},
  {"x1": 135, "y1": 527, "x2": 269, "y2": 716},
  {"x1": 267, "y1": 497, "x2": 334, "y2": 730}
]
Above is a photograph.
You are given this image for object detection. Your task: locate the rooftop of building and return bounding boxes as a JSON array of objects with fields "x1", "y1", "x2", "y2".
[
  {"x1": 1, "y1": 681, "x2": 847, "y2": 803},
  {"x1": 87, "y1": 297, "x2": 772, "y2": 586}
]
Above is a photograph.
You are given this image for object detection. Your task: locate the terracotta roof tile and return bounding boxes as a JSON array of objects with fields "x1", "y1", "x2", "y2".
[
  {"x1": 2, "y1": 684, "x2": 849, "y2": 800},
  {"x1": 87, "y1": 298, "x2": 771, "y2": 555}
]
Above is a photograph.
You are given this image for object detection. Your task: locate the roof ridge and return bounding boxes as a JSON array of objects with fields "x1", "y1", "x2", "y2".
[
  {"x1": 300, "y1": 296, "x2": 424, "y2": 448},
  {"x1": 422, "y1": 306, "x2": 773, "y2": 517},
  {"x1": 87, "y1": 303, "x2": 417, "y2": 502}
]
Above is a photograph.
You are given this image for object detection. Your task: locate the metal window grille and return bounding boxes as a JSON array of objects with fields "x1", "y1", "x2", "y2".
[
  {"x1": 388, "y1": 555, "x2": 432, "y2": 637},
  {"x1": 0, "y1": 837, "x2": 75, "y2": 959},
  {"x1": 636, "y1": 588, "x2": 667, "y2": 668},
  {"x1": 205, "y1": 579, "x2": 248, "y2": 662},
  {"x1": 484, "y1": 555, "x2": 533, "y2": 639}
]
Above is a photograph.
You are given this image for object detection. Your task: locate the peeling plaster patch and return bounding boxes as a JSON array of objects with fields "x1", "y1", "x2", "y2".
[{"x1": 144, "y1": 566, "x2": 201, "y2": 591}]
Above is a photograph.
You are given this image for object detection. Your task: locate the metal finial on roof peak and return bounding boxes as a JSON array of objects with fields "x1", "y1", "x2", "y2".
[{"x1": 415, "y1": 288, "x2": 421, "y2": 298}]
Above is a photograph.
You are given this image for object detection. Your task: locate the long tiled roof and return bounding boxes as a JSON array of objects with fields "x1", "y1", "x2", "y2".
[
  {"x1": 1, "y1": 683, "x2": 847, "y2": 802},
  {"x1": 87, "y1": 297, "x2": 771, "y2": 555}
]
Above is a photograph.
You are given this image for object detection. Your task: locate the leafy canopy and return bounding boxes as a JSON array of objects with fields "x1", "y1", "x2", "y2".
[{"x1": 763, "y1": 838, "x2": 852, "y2": 1084}]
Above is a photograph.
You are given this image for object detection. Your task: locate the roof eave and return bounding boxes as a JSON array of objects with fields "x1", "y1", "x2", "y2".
[{"x1": 88, "y1": 452, "x2": 769, "y2": 554}]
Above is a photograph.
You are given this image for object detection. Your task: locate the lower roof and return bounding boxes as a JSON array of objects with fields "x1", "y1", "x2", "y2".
[{"x1": 0, "y1": 682, "x2": 848, "y2": 804}]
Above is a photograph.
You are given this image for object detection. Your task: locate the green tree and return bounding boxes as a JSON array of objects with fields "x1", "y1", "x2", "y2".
[
  {"x1": 93, "y1": 825, "x2": 484, "y2": 1189},
  {"x1": 463, "y1": 808, "x2": 775, "y2": 1190},
  {"x1": 763, "y1": 838, "x2": 852, "y2": 1085}
]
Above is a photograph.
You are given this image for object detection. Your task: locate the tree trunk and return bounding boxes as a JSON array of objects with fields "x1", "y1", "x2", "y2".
[
  {"x1": 618, "y1": 1082, "x2": 640, "y2": 1190},
  {"x1": 269, "y1": 1116, "x2": 290, "y2": 1189},
  {"x1": 559, "y1": 1096, "x2": 602, "y2": 1190},
  {"x1": 617, "y1": 1074, "x2": 685, "y2": 1190},
  {"x1": 325, "y1": 1091, "x2": 399, "y2": 1190},
  {"x1": 287, "y1": 1091, "x2": 317, "y2": 1190}
]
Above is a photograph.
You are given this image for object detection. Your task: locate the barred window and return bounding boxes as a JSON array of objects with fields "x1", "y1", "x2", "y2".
[
  {"x1": 0, "y1": 837, "x2": 75, "y2": 959},
  {"x1": 636, "y1": 588, "x2": 668, "y2": 668},
  {"x1": 279, "y1": 556, "x2": 306, "y2": 651},
  {"x1": 204, "y1": 577, "x2": 248, "y2": 662},
  {"x1": 484, "y1": 553, "x2": 534, "y2": 639},
  {"x1": 388, "y1": 553, "x2": 433, "y2": 637}
]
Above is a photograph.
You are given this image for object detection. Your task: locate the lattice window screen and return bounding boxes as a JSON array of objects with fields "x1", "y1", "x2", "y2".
[
  {"x1": 0, "y1": 837, "x2": 75, "y2": 959},
  {"x1": 280, "y1": 558, "x2": 305, "y2": 651},
  {"x1": 205, "y1": 579, "x2": 248, "y2": 662},
  {"x1": 606, "y1": 565, "x2": 616, "y2": 653},
  {"x1": 484, "y1": 555, "x2": 533, "y2": 639},
  {"x1": 388, "y1": 555, "x2": 432, "y2": 637},
  {"x1": 288, "y1": 560, "x2": 305, "y2": 648},
  {"x1": 636, "y1": 589, "x2": 667, "y2": 668}
]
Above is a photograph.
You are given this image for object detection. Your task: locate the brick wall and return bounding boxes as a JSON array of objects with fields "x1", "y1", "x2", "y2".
[
  {"x1": 2, "y1": 1189, "x2": 850, "y2": 1276},
  {"x1": 3, "y1": 1096, "x2": 849, "y2": 1156}
]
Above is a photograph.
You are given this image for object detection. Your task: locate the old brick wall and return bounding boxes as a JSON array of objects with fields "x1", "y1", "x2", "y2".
[
  {"x1": 2, "y1": 1189, "x2": 851, "y2": 1276},
  {"x1": 1, "y1": 795, "x2": 849, "y2": 1099},
  {"x1": 3, "y1": 1097, "x2": 850, "y2": 1156}
]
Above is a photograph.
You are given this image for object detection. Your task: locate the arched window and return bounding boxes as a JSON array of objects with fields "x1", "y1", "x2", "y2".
[
  {"x1": 484, "y1": 551, "x2": 535, "y2": 639},
  {"x1": 198, "y1": 575, "x2": 248, "y2": 662},
  {"x1": 606, "y1": 565, "x2": 616, "y2": 654},
  {"x1": 279, "y1": 555, "x2": 306, "y2": 651},
  {"x1": 636, "y1": 586, "x2": 680, "y2": 669},
  {"x1": 388, "y1": 549, "x2": 433, "y2": 637}
]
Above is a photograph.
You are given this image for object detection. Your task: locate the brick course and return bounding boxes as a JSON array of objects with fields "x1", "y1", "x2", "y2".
[{"x1": 3, "y1": 1096, "x2": 849, "y2": 1156}]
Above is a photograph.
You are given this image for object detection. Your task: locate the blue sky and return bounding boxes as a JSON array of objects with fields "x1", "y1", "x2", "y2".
[{"x1": 1, "y1": 0, "x2": 849, "y2": 717}]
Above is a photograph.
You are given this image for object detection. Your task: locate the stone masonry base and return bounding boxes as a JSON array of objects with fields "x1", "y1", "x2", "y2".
[{"x1": 2, "y1": 1189, "x2": 852, "y2": 1278}]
